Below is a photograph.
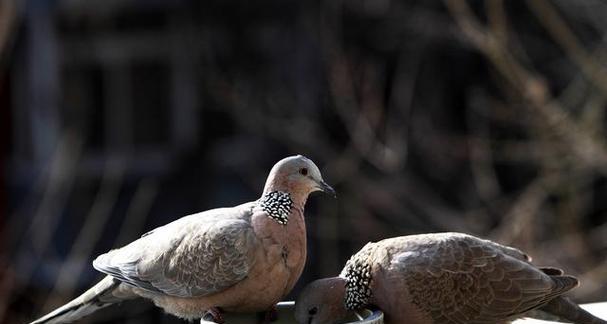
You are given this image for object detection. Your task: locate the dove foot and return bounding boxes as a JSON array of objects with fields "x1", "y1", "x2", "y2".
[
  {"x1": 201, "y1": 307, "x2": 224, "y2": 324},
  {"x1": 257, "y1": 305, "x2": 278, "y2": 324}
]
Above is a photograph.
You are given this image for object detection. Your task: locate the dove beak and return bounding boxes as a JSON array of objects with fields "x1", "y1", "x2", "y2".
[{"x1": 317, "y1": 180, "x2": 336, "y2": 198}]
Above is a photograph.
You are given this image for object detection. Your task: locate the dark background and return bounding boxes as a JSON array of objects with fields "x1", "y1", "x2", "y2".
[{"x1": 1, "y1": 0, "x2": 606, "y2": 323}]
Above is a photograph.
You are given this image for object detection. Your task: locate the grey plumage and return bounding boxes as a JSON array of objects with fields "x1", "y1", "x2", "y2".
[
  {"x1": 92, "y1": 204, "x2": 258, "y2": 298},
  {"x1": 296, "y1": 232, "x2": 607, "y2": 324},
  {"x1": 30, "y1": 155, "x2": 335, "y2": 324}
]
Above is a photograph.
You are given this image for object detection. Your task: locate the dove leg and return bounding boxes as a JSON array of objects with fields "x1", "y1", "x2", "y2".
[{"x1": 201, "y1": 307, "x2": 225, "y2": 324}]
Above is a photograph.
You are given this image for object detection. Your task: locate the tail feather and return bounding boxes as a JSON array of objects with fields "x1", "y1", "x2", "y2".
[
  {"x1": 30, "y1": 276, "x2": 132, "y2": 324},
  {"x1": 539, "y1": 296, "x2": 607, "y2": 324}
]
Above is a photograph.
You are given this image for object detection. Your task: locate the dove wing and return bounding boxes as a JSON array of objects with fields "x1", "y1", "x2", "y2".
[
  {"x1": 391, "y1": 234, "x2": 577, "y2": 324},
  {"x1": 93, "y1": 204, "x2": 258, "y2": 298}
]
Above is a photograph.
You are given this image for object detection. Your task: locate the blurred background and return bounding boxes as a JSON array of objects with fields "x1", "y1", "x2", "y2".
[{"x1": 1, "y1": 0, "x2": 607, "y2": 323}]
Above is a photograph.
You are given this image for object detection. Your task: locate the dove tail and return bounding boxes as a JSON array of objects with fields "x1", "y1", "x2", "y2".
[
  {"x1": 29, "y1": 276, "x2": 131, "y2": 324},
  {"x1": 540, "y1": 296, "x2": 607, "y2": 324}
]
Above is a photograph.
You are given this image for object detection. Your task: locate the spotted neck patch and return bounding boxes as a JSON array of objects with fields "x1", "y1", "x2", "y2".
[
  {"x1": 343, "y1": 256, "x2": 373, "y2": 310},
  {"x1": 259, "y1": 191, "x2": 293, "y2": 225}
]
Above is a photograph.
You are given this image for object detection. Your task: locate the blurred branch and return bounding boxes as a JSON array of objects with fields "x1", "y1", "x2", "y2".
[
  {"x1": 321, "y1": 1, "x2": 406, "y2": 173},
  {"x1": 467, "y1": 91, "x2": 503, "y2": 204},
  {"x1": 575, "y1": 259, "x2": 607, "y2": 300},
  {"x1": 326, "y1": 55, "x2": 403, "y2": 172},
  {"x1": 20, "y1": 130, "x2": 83, "y2": 263},
  {"x1": 526, "y1": 0, "x2": 607, "y2": 98},
  {"x1": 446, "y1": 1, "x2": 607, "y2": 301},
  {"x1": 41, "y1": 158, "x2": 125, "y2": 312},
  {"x1": 0, "y1": 130, "x2": 83, "y2": 322},
  {"x1": 115, "y1": 178, "x2": 158, "y2": 246},
  {"x1": 445, "y1": 0, "x2": 607, "y2": 174},
  {"x1": 491, "y1": 173, "x2": 556, "y2": 247},
  {"x1": 0, "y1": 0, "x2": 16, "y2": 62},
  {"x1": 0, "y1": 262, "x2": 16, "y2": 323}
]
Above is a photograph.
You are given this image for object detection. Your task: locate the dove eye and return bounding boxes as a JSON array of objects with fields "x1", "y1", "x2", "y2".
[
  {"x1": 300, "y1": 168, "x2": 308, "y2": 176},
  {"x1": 308, "y1": 307, "x2": 318, "y2": 315}
]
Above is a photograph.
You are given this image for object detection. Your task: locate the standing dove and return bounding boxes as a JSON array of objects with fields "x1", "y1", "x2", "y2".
[
  {"x1": 31, "y1": 155, "x2": 335, "y2": 324},
  {"x1": 296, "y1": 232, "x2": 607, "y2": 324}
]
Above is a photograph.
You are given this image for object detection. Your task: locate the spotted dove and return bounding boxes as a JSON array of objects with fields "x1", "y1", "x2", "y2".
[
  {"x1": 30, "y1": 155, "x2": 335, "y2": 324},
  {"x1": 295, "y1": 232, "x2": 606, "y2": 324}
]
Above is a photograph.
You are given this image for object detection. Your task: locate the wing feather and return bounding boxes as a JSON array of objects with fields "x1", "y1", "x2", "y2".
[
  {"x1": 393, "y1": 233, "x2": 576, "y2": 324},
  {"x1": 93, "y1": 204, "x2": 257, "y2": 298}
]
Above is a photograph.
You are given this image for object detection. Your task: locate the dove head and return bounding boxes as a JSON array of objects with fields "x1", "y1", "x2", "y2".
[
  {"x1": 295, "y1": 277, "x2": 350, "y2": 324},
  {"x1": 263, "y1": 155, "x2": 335, "y2": 203}
]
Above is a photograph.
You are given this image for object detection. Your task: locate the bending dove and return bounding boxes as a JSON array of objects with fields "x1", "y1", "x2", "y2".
[{"x1": 296, "y1": 232, "x2": 606, "y2": 324}]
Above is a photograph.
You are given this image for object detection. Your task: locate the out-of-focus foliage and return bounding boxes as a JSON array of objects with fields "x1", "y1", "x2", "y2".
[{"x1": 0, "y1": 0, "x2": 606, "y2": 323}]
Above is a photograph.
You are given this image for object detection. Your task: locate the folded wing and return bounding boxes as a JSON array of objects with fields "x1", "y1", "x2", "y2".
[
  {"x1": 393, "y1": 234, "x2": 577, "y2": 324},
  {"x1": 93, "y1": 208, "x2": 257, "y2": 298}
]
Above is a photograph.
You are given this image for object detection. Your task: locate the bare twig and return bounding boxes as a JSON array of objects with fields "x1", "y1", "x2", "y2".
[
  {"x1": 445, "y1": 0, "x2": 607, "y2": 173},
  {"x1": 527, "y1": 0, "x2": 607, "y2": 98},
  {"x1": 41, "y1": 158, "x2": 125, "y2": 312},
  {"x1": 0, "y1": 0, "x2": 16, "y2": 61}
]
